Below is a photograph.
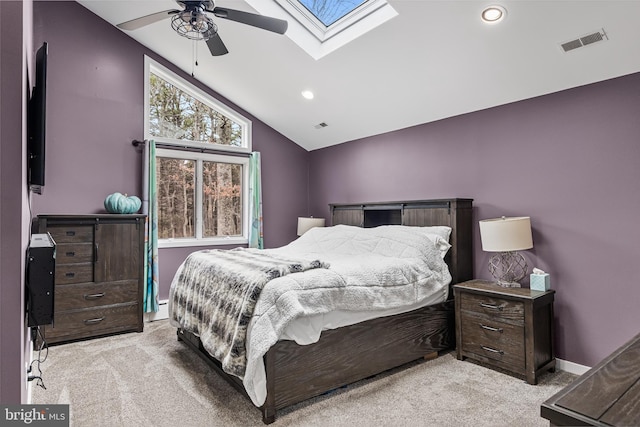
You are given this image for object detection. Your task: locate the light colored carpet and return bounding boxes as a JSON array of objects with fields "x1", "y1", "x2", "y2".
[{"x1": 31, "y1": 319, "x2": 575, "y2": 426}]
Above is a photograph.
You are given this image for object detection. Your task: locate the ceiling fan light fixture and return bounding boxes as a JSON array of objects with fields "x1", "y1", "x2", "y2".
[
  {"x1": 481, "y1": 5, "x2": 506, "y2": 24},
  {"x1": 117, "y1": 0, "x2": 288, "y2": 56},
  {"x1": 171, "y1": 9, "x2": 218, "y2": 41}
]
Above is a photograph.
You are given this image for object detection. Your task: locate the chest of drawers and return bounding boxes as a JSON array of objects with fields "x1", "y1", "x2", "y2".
[
  {"x1": 35, "y1": 214, "x2": 146, "y2": 344},
  {"x1": 454, "y1": 280, "x2": 555, "y2": 384}
]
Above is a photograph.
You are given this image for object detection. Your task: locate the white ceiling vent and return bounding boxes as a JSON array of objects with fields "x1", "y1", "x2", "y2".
[
  {"x1": 561, "y1": 29, "x2": 608, "y2": 53},
  {"x1": 314, "y1": 122, "x2": 328, "y2": 129}
]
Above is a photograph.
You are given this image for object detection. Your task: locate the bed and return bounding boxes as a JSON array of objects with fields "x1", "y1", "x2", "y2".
[{"x1": 171, "y1": 198, "x2": 473, "y2": 423}]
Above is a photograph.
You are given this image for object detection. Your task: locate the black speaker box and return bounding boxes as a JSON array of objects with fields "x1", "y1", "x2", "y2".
[{"x1": 27, "y1": 232, "x2": 56, "y2": 327}]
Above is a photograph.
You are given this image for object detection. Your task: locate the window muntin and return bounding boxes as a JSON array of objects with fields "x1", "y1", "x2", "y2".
[{"x1": 145, "y1": 57, "x2": 251, "y2": 247}]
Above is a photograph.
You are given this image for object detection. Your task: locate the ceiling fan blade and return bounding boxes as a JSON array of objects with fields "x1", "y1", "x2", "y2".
[
  {"x1": 206, "y1": 33, "x2": 229, "y2": 56},
  {"x1": 210, "y1": 7, "x2": 288, "y2": 34},
  {"x1": 117, "y1": 9, "x2": 179, "y2": 31}
]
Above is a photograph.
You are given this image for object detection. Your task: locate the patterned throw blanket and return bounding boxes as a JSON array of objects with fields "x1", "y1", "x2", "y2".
[{"x1": 169, "y1": 248, "x2": 329, "y2": 378}]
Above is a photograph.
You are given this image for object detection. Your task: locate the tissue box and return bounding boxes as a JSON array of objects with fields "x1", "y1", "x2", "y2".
[{"x1": 530, "y1": 273, "x2": 550, "y2": 291}]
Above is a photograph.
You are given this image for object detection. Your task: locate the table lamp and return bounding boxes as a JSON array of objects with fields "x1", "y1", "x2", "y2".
[
  {"x1": 478, "y1": 216, "x2": 533, "y2": 287},
  {"x1": 297, "y1": 217, "x2": 325, "y2": 236}
]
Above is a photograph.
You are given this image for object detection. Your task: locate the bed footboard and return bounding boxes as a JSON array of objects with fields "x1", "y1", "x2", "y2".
[
  {"x1": 261, "y1": 299, "x2": 455, "y2": 423},
  {"x1": 176, "y1": 299, "x2": 454, "y2": 424}
]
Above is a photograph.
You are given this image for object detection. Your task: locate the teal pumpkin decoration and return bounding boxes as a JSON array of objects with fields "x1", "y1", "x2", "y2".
[{"x1": 104, "y1": 192, "x2": 141, "y2": 214}]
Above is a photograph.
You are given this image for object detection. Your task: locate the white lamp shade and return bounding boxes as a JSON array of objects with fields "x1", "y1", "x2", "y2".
[
  {"x1": 479, "y1": 216, "x2": 533, "y2": 252},
  {"x1": 297, "y1": 217, "x2": 325, "y2": 236}
]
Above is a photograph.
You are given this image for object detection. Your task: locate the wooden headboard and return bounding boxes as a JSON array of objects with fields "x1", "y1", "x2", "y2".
[{"x1": 329, "y1": 198, "x2": 473, "y2": 287}]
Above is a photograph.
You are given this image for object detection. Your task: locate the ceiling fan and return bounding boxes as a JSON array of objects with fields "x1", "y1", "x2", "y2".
[{"x1": 117, "y1": 0, "x2": 288, "y2": 56}]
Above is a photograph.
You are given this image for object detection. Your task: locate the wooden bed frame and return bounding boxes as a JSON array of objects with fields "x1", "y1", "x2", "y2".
[{"x1": 177, "y1": 198, "x2": 473, "y2": 423}]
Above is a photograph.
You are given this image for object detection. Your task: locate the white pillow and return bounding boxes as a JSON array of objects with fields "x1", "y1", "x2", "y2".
[
  {"x1": 418, "y1": 226, "x2": 452, "y2": 242},
  {"x1": 426, "y1": 234, "x2": 452, "y2": 258},
  {"x1": 410, "y1": 226, "x2": 452, "y2": 258}
]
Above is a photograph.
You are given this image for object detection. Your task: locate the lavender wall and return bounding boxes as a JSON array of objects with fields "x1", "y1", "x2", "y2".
[
  {"x1": 309, "y1": 73, "x2": 640, "y2": 367},
  {"x1": 27, "y1": 2, "x2": 639, "y2": 369},
  {"x1": 0, "y1": 0, "x2": 31, "y2": 403},
  {"x1": 32, "y1": 2, "x2": 309, "y2": 300}
]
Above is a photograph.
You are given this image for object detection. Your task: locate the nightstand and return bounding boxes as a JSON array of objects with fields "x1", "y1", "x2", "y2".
[{"x1": 454, "y1": 279, "x2": 555, "y2": 384}]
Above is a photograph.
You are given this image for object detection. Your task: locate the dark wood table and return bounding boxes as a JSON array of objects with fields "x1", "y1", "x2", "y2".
[{"x1": 541, "y1": 332, "x2": 640, "y2": 426}]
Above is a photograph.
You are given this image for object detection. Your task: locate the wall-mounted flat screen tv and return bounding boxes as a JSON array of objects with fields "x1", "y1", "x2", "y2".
[{"x1": 28, "y1": 42, "x2": 48, "y2": 194}]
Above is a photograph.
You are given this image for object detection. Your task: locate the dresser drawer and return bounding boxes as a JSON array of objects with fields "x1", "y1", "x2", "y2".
[
  {"x1": 43, "y1": 304, "x2": 140, "y2": 342},
  {"x1": 459, "y1": 292, "x2": 524, "y2": 325},
  {"x1": 46, "y1": 225, "x2": 93, "y2": 244},
  {"x1": 56, "y1": 243, "x2": 94, "y2": 264},
  {"x1": 460, "y1": 312, "x2": 525, "y2": 369},
  {"x1": 55, "y1": 263, "x2": 93, "y2": 284},
  {"x1": 55, "y1": 280, "x2": 139, "y2": 311}
]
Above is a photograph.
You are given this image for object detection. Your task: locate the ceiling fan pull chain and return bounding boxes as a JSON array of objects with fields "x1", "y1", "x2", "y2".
[{"x1": 191, "y1": 40, "x2": 197, "y2": 77}]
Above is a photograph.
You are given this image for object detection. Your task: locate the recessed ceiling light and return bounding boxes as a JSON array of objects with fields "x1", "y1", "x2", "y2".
[
  {"x1": 481, "y1": 5, "x2": 506, "y2": 24},
  {"x1": 301, "y1": 90, "x2": 314, "y2": 100}
]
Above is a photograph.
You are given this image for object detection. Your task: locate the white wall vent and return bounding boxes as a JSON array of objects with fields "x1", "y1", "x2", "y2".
[{"x1": 561, "y1": 29, "x2": 608, "y2": 53}]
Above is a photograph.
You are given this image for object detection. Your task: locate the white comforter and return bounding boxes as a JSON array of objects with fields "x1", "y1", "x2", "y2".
[{"x1": 241, "y1": 224, "x2": 452, "y2": 406}]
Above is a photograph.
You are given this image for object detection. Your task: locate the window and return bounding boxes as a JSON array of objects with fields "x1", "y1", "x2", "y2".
[
  {"x1": 245, "y1": 0, "x2": 397, "y2": 59},
  {"x1": 145, "y1": 57, "x2": 251, "y2": 247},
  {"x1": 298, "y1": 0, "x2": 369, "y2": 27}
]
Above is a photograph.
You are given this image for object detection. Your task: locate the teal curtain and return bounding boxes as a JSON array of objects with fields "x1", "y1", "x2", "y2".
[
  {"x1": 249, "y1": 151, "x2": 264, "y2": 249},
  {"x1": 143, "y1": 140, "x2": 159, "y2": 312}
]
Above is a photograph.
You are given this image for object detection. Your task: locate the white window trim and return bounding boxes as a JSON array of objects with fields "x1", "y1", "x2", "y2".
[
  {"x1": 282, "y1": 0, "x2": 386, "y2": 42},
  {"x1": 245, "y1": 0, "x2": 397, "y2": 60},
  {"x1": 144, "y1": 56, "x2": 252, "y2": 154},
  {"x1": 155, "y1": 149, "x2": 250, "y2": 248},
  {"x1": 144, "y1": 56, "x2": 252, "y2": 248}
]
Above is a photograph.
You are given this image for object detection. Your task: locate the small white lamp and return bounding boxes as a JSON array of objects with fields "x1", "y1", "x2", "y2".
[
  {"x1": 479, "y1": 216, "x2": 533, "y2": 287},
  {"x1": 297, "y1": 217, "x2": 325, "y2": 236}
]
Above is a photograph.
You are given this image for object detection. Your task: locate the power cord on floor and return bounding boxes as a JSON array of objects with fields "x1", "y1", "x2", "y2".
[{"x1": 27, "y1": 326, "x2": 48, "y2": 390}]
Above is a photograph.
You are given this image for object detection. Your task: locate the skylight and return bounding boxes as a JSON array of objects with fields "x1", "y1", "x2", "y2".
[
  {"x1": 298, "y1": 0, "x2": 369, "y2": 27},
  {"x1": 245, "y1": 0, "x2": 398, "y2": 60}
]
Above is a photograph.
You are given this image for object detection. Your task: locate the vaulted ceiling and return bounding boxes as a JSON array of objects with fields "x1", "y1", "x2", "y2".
[{"x1": 77, "y1": 1, "x2": 640, "y2": 151}]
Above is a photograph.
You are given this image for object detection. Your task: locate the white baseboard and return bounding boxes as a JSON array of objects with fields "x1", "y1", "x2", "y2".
[
  {"x1": 26, "y1": 337, "x2": 34, "y2": 404},
  {"x1": 144, "y1": 299, "x2": 169, "y2": 322},
  {"x1": 556, "y1": 358, "x2": 590, "y2": 376}
]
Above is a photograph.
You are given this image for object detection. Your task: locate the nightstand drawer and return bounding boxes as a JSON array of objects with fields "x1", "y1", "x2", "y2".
[
  {"x1": 460, "y1": 313, "x2": 525, "y2": 368},
  {"x1": 459, "y1": 292, "x2": 524, "y2": 325}
]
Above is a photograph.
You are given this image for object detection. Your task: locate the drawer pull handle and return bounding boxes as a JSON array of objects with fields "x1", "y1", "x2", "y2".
[
  {"x1": 480, "y1": 303, "x2": 503, "y2": 311},
  {"x1": 65, "y1": 251, "x2": 75, "y2": 257},
  {"x1": 480, "y1": 324, "x2": 503, "y2": 333},
  {"x1": 65, "y1": 272, "x2": 76, "y2": 278},
  {"x1": 83, "y1": 293, "x2": 105, "y2": 300},
  {"x1": 66, "y1": 231, "x2": 76, "y2": 236},
  {"x1": 481, "y1": 346, "x2": 504, "y2": 355},
  {"x1": 84, "y1": 317, "x2": 104, "y2": 325}
]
